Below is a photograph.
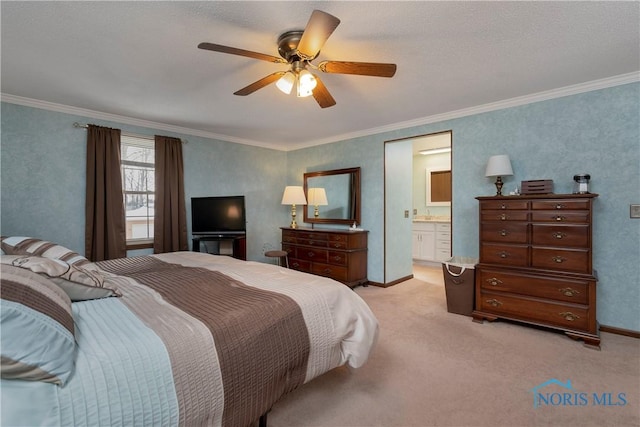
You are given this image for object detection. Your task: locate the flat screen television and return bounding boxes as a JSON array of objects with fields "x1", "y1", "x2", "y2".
[{"x1": 191, "y1": 196, "x2": 246, "y2": 236}]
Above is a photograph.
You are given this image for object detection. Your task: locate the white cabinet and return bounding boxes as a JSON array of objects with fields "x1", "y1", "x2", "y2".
[
  {"x1": 434, "y1": 222, "x2": 452, "y2": 262},
  {"x1": 412, "y1": 221, "x2": 451, "y2": 262},
  {"x1": 412, "y1": 222, "x2": 435, "y2": 261}
]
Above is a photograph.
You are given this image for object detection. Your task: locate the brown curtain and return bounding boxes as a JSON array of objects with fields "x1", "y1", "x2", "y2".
[
  {"x1": 85, "y1": 125, "x2": 126, "y2": 261},
  {"x1": 154, "y1": 135, "x2": 188, "y2": 253}
]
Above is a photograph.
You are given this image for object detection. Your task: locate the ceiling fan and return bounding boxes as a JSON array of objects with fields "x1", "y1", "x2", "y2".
[{"x1": 198, "y1": 10, "x2": 397, "y2": 108}]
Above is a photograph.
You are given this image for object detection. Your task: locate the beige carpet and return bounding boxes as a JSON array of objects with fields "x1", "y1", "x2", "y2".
[{"x1": 268, "y1": 265, "x2": 640, "y2": 427}]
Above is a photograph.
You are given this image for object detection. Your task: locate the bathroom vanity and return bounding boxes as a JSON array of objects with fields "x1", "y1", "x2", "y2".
[{"x1": 412, "y1": 217, "x2": 451, "y2": 263}]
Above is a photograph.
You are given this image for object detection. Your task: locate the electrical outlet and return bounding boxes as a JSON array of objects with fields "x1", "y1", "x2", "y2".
[
  {"x1": 413, "y1": 209, "x2": 417, "y2": 215},
  {"x1": 631, "y1": 204, "x2": 640, "y2": 218},
  {"x1": 404, "y1": 210, "x2": 409, "y2": 218}
]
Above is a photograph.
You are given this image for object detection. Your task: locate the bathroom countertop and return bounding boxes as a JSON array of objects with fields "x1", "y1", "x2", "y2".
[{"x1": 413, "y1": 216, "x2": 451, "y2": 223}]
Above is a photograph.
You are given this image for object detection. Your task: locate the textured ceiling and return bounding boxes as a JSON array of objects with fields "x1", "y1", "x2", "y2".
[{"x1": 1, "y1": 1, "x2": 638, "y2": 150}]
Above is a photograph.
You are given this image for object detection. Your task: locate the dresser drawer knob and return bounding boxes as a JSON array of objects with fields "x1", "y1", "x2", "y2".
[
  {"x1": 553, "y1": 232, "x2": 566, "y2": 239},
  {"x1": 559, "y1": 287, "x2": 580, "y2": 297},
  {"x1": 499, "y1": 229, "x2": 509, "y2": 237},
  {"x1": 486, "y1": 277, "x2": 503, "y2": 286},
  {"x1": 555, "y1": 203, "x2": 565, "y2": 209},
  {"x1": 307, "y1": 252, "x2": 315, "y2": 258},
  {"x1": 552, "y1": 256, "x2": 566, "y2": 263},
  {"x1": 486, "y1": 298, "x2": 503, "y2": 307},
  {"x1": 500, "y1": 204, "x2": 507, "y2": 209},
  {"x1": 553, "y1": 215, "x2": 566, "y2": 222},
  {"x1": 332, "y1": 255, "x2": 342, "y2": 262},
  {"x1": 498, "y1": 251, "x2": 509, "y2": 258},
  {"x1": 499, "y1": 213, "x2": 508, "y2": 221},
  {"x1": 559, "y1": 312, "x2": 580, "y2": 321},
  {"x1": 332, "y1": 243, "x2": 341, "y2": 248},
  {"x1": 323, "y1": 268, "x2": 332, "y2": 274}
]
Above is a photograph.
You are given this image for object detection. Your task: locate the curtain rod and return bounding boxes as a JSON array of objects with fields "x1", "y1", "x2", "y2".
[{"x1": 73, "y1": 122, "x2": 187, "y2": 143}]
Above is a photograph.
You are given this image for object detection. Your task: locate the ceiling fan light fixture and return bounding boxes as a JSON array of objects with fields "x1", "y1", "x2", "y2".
[
  {"x1": 276, "y1": 71, "x2": 296, "y2": 94},
  {"x1": 296, "y1": 69, "x2": 317, "y2": 98}
]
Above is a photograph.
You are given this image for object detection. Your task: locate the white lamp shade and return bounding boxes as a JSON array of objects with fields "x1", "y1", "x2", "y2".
[
  {"x1": 276, "y1": 71, "x2": 295, "y2": 94},
  {"x1": 307, "y1": 188, "x2": 328, "y2": 206},
  {"x1": 485, "y1": 155, "x2": 514, "y2": 177},
  {"x1": 281, "y1": 186, "x2": 307, "y2": 205}
]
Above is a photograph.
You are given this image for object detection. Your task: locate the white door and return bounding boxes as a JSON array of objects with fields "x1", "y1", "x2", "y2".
[{"x1": 384, "y1": 139, "x2": 413, "y2": 283}]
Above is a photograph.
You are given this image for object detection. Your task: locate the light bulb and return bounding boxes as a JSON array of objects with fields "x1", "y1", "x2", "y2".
[
  {"x1": 276, "y1": 71, "x2": 295, "y2": 94},
  {"x1": 297, "y1": 70, "x2": 317, "y2": 98}
]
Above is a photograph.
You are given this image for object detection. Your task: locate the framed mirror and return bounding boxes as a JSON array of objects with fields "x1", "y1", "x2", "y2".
[
  {"x1": 426, "y1": 167, "x2": 452, "y2": 206},
  {"x1": 303, "y1": 167, "x2": 361, "y2": 225}
]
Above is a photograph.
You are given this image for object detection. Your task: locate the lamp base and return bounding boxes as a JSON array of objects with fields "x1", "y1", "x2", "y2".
[
  {"x1": 290, "y1": 204, "x2": 298, "y2": 228},
  {"x1": 494, "y1": 176, "x2": 504, "y2": 196}
]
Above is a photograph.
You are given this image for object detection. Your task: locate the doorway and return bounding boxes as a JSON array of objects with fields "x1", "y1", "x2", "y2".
[{"x1": 384, "y1": 131, "x2": 452, "y2": 285}]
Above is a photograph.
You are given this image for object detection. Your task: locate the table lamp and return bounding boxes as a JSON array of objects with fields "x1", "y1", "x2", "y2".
[
  {"x1": 307, "y1": 188, "x2": 328, "y2": 218},
  {"x1": 485, "y1": 155, "x2": 513, "y2": 196},
  {"x1": 281, "y1": 186, "x2": 307, "y2": 228}
]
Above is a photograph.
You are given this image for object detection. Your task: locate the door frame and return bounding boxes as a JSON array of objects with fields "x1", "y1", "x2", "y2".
[{"x1": 384, "y1": 130, "x2": 453, "y2": 285}]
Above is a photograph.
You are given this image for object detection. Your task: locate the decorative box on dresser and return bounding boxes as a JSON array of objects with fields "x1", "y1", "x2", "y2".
[
  {"x1": 281, "y1": 227, "x2": 368, "y2": 288},
  {"x1": 472, "y1": 193, "x2": 600, "y2": 348}
]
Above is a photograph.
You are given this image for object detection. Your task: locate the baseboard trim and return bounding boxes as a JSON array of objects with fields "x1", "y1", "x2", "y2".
[
  {"x1": 366, "y1": 274, "x2": 414, "y2": 288},
  {"x1": 366, "y1": 281, "x2": 385, "y2": 288},
  {"x1": 599, "y1": 325, "x2": 640, "y2": 339}
]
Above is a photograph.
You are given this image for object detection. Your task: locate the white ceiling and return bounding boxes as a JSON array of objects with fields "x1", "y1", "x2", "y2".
[{"x1": 1, "y1": 1, "x2": 638, "y2": 151}]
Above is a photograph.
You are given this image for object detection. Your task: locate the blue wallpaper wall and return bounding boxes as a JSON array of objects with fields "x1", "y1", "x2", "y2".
[
  {"x1": 1, "y1": 82, "x2": 638, "y2": 331},
  {"x1": 0, "y1": 103, "x2": 288, "y2": 261},
  {"x1": 287, "y1": 82, "x2": 640, "y2": 331}
]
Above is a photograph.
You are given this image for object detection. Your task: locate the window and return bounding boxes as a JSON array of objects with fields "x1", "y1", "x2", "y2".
[{"x1": 121, "y1": 135, "x2": 155, "y2": 244}]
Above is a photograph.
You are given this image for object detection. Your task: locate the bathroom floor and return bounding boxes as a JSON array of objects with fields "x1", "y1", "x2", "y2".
[{"x1": 412, "y1": 263, "x2": 444, "y2": 286}]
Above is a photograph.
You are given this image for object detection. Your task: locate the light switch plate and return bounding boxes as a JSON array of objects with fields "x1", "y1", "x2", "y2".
[{"x1": 631, "y1": 204, "x2": 640, "y2": 218}]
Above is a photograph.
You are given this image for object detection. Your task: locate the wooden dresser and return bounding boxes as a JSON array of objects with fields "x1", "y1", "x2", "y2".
[
  {"x1": 472, "y1": 194, "x2": 599, "y2": 348},
  {"x1": 281, "y1": 227, "x2": 368, "y2": 288}
]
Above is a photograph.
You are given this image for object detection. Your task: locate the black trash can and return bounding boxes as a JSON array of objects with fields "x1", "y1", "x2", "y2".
[{"x1": 442, "y1": 257, "x2": 478, "y2": 316}]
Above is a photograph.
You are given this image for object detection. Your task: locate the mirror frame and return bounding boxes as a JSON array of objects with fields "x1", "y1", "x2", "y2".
[{"x1": 303, "y1": 167, "x2": 361, "y2": 226}]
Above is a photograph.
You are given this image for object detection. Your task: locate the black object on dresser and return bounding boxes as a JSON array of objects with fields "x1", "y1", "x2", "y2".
[
  {"x1": 472, "y1": 194, "x2": 600, "y2": 348},
  {"x1": 281, "y1": 227, "x2": 368, "y2": 288}
]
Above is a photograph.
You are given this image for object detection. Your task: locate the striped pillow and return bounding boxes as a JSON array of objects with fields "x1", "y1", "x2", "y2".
[
  {"x1": 1, "y1": 236, "x2": 89, "y2": 267},
  {"x1": 1, "y1": 264, "x2": 76, "y2": 386},
  {"x1": 1, "y1": 255, "x2": 120, "y2": 301}
]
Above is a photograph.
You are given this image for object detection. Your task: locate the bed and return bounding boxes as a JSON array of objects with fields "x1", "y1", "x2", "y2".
[{"x1": 0, "y1": 237, "x2": 378, "y2": 427}]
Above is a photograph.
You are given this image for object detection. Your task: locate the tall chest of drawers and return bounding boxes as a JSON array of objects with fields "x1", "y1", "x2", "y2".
[
  {"x1": 281, "y1": 227, "x2": 368, "y2": 288},
  {"x1": 472, "y1": 194, "x2": 600, "y2": 348}
]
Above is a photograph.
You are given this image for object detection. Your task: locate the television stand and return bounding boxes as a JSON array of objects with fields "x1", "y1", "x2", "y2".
[{"x1": 192, "y1": 234, "x2": 246, "y2": 260}]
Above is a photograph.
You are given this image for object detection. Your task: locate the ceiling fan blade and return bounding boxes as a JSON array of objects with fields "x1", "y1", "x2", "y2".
[
  {"x1": 297, "y1": 10, "x2": 341, "y2": 60},
  {"x1": 312, "y1": 76, "x2": 336, "y2": 108},
  {"x1": 318, "y1": 61, "x2": 397, "y2": 77},
  {"x1": 234, "y1": 71, "x2": 286, "y2": 96},
  {"x1": 198, "y1": 42, "x2": 286, "y2": 64}
]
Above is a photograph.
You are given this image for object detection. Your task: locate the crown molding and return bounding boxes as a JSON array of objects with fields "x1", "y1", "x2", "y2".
[
  {"x1": 0, "y1": 93, "x2": 284, "y2": 150},
  {"x1": 2, "y1": 72, "x2": 637, "y2": 152},
  {"x1": 290, "y1": 72, "x2": 640, "y2": 150}
]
